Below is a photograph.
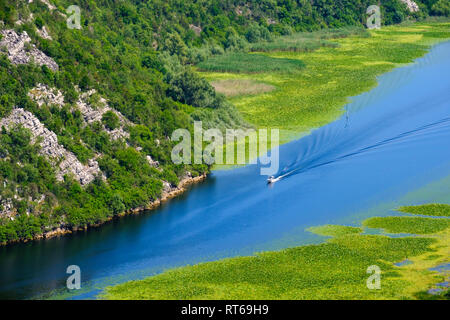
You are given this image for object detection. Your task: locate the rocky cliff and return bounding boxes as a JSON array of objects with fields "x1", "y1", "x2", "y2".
[
  {"x1": 0, "y1": 29, "x2": 58, "y2": 71},
  {"x1": 400, "y1": 0, "x2": 420, "y2": 12},
  {"x1": 0, "y1": 108, "x2": 100, "y2": 185}
]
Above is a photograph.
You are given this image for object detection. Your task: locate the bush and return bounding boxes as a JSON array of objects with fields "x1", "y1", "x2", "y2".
[
  {"x1": 246, "y1": 24, "x2": 272, "y2": 43},
  {"x1": 431, "y1": 0, "x2": 450, "y2": 16},
  {"x1": 34, "y1": 17, "x2": 44, "y2": 29},
  {"x1": 197, "y1": 52, "x2": 305, "y2": 73},
  {"x1": 142, "y1": 53, "x2": 165, "y2": 72},
  {"x1": 166, "y1": 68, "x2": 221, "y2": 108},
  {"x1": 102, "y1": 110, "x2": 120, "y2": 130}
]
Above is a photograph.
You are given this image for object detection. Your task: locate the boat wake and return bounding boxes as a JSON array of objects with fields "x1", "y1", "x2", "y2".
[{"x1": 269, "y1": 115, "x2": 450, "y2": 183}]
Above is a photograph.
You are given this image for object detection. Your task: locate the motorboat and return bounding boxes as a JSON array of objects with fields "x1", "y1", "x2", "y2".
[{"x1": 267, "y1": 176, "x2": 279, "y2": 184}]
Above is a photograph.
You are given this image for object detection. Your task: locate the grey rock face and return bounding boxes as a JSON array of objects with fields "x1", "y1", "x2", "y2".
[
  {"x1": 76, "y1": 89, "x2": 131, "y2": 141},
  {"x1": 162, "y1": 181, "x2": 172, "y2": 193},
  {"x1": 28, "y1": 85, "x2": 159, "y2": 168},
  {"x1": 28, "y1": 0, "x2": 56, "y2": 11},
  {"x1": 189, "y1": 24, "x2": 202, "y2": 36},
  {"x1": 28, "y1": 84, "x2": 64, "y2": 107},
  {"x1": 400, "y1": 0, "x2": 420, "y2": 12},
  {"x1": 0, "y1": 29, "x2": 58, "y2": 71},
  {"x1": 0, "y1": 108, "x2": 100, "y2": 185},
  {"x1": 28, "y1": 85, "x2": 131, "y2": 142},
  {"x1": 146, "y1": 155, "x2": 159, "y2": 167},
  {"x1": 36, "y1": 26, "x2": 52, "y2": 40},
  {"x1": 0, "y1": 198, "x2": 14, "y2": 218}
]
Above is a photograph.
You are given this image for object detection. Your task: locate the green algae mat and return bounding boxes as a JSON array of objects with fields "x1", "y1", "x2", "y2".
[{"x1": 102, "y1": 203, "x2": 450, "y2": 300}]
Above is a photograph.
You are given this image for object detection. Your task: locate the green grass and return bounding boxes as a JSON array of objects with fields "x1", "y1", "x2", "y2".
[
  {"x1": 414, "y1": 289, "x2": 450, "y2": 300},
  {"x1": 249, "y1": 38, "x2": 338, "y2": 53},
  {"x1": 103, "y1": 214, "x2": 450, "y2": 300},
  {"x1": 399, "y1": 204, "x2": 450, "y2": 217},
  {"x1": 307, "y1": 224, "x2": 362, "y2": 237},
  {"x1": 364, "y1": 217, "x2": 450, "y2": 234},
  {"x1": 249, "y1": 26, "x2": 369, "y2": 53},
  {"x1": 200, "y1": 22, "x2": 450, "y2": 145},
  {"x1": 197, "y1": 52, "x2": 305, "y2": 74}
]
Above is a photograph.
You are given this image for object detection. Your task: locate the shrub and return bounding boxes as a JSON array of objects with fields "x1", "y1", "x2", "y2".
[{"x1": 102, "y1": 111, "x2": 120, "y2": 130}]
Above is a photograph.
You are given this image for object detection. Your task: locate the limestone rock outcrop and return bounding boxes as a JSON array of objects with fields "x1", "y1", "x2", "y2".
[
  {"x1": 0, "y1": 108, "x2": 100, "y2": 185},
  {"x1": 28, "y1": 0, "x2": 56, "y2": 11},
  {"x1": 146, "y1": 155, "x2": 159, "y2": 167},
  {"x1": 189, "y1": 24, "x2": 202, "y2": 36},
  {"x1": 162, "y1": 181, "x2": 172, "y2": 193},
  {"x1": 0, "y1": 29, "x2": 58, "y2": 71},
  {"x1": 27, "y1": 85, "x2": 131, "y2": 141},
  {"x1": 0, "y1": 198, "x2": 14, "y2": 218},
  {"x1": 36, "y1": 26, "x2": 52, "y2": 40},
  {"x1": 76, "y1": 89, "x2": 131, "y2": 141},
  {"x1": 400, "y1": 0, "x2": 420, "y2": 12},
  {"x1": 28, "y1": 84, "x2": 64, "y2": 107}
]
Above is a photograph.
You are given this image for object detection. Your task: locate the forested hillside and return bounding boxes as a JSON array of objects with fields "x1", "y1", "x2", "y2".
[{"x1": 0, "y1": 0, "x2": 447, "y2": 244}]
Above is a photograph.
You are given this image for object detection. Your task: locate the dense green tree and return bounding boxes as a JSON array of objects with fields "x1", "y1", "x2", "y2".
[
  {"x1": 102, "y1": 111, "x2": 120, "y2": 130},
  {"x1": 431, "y1": 0, "x2": 450, "y2": 16},
  {"x1": 166, "y1": 69, "x2": 221, "y2": 109}
]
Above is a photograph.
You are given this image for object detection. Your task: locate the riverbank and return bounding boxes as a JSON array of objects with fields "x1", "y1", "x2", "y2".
[
  {"x1": 0, "y1": 173, "x2": 207, "y2": 246},
  {"x1": 101, "y1": 21, "x2": 450, "y2": 300},
  {"x1": 3, "y1": 22, "x2": 448, "y2": 245},
  {"x1": 2, "y1": 24, "x2": 450, "y2": 299},
  {"x1": 103, "y1": 204, "x2": 450, "y2": 299},
  {"x1": 200, "y1": 20, "x2": 450, "y2": 146}
]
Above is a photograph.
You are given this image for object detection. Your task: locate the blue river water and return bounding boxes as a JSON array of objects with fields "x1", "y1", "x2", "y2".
[{"x1": 0, "y1": 41, "x2": 449, "y2": 300}]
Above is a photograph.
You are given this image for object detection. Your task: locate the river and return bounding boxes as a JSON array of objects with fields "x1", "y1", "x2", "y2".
[{"x1": 0, "y1": 40, "x2": 449, "y2": 300}]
